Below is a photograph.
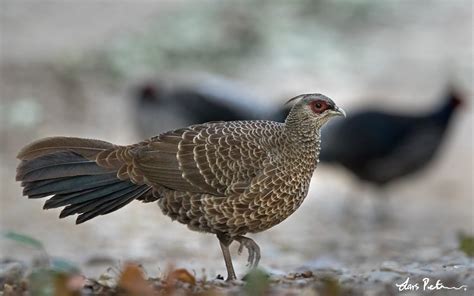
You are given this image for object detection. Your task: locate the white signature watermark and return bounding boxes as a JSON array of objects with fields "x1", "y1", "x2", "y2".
[{"x1": 395, "y1": 277, "x2": 468, "y2": 292}]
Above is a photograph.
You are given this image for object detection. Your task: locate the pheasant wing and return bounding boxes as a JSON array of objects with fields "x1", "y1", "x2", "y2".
[{"x1": 131, "y1": 121, "x2": 282, "y2": 195}]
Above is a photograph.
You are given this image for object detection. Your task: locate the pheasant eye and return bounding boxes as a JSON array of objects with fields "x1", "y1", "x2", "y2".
[{"x1": 310, "y1": 100, "x2": 328, "y2": 114}]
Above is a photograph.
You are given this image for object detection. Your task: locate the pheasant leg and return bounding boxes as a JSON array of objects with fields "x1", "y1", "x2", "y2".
[
  {"x1": 217, "y1": 234, "x2": 237, "y2": 281},
  {"x1": 235, "y1": 236, "x2": 261, "y2": 269}
]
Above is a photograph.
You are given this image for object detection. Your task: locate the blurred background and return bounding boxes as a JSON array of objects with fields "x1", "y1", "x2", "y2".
[{"x1": 0, "y1": 0, "x2": 472, "y2": 291}]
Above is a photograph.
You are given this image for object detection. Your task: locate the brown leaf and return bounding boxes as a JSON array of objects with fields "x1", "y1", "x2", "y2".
[
  {"x1": 117, "y1": 263, "x2": 154, "y2": 296},
  {"x1": 166, "y1": 268, "x2": 196, "y2": 286},
  {"x1": 54, "y1": 273, "x2": 82, "y2": 296}
]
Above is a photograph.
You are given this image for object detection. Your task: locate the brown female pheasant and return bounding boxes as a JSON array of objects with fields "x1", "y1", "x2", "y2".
[{"x1": 16, "y1": 94, "x2": 345, "y2": 280}]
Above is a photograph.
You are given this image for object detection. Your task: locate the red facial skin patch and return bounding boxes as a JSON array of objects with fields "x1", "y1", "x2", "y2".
[{"x1": 310, "y1": 100, "x2": 332, "y2": 114}]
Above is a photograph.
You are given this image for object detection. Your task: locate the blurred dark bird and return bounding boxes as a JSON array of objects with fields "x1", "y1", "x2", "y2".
[
  {"x1": 320, "y1": 87, "x2": 464, "y2": 187},
  {"x1": 132, "y1": 80, "x2": 289, "y2": 138},
  {"x1": 16, "y1": 94, "x2": 345, "y2": 281}
]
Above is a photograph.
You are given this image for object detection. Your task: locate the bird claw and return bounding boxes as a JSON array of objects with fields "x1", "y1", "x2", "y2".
[
  {"x1": 235, "y1": 236, "x2": 261, "y2": 269},
  {"x1": 238, "y1": 243, "x2": 244, "y2": 255}
]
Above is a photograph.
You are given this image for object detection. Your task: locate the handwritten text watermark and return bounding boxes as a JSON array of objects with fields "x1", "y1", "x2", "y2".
[{"x1": 395, "y1": 277, "x2": 468, "y2": 292}]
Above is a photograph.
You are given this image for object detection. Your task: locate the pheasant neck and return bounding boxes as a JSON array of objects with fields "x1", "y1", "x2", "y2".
[
  {"x1": 281, "y1": 118, "x2": 322, "y2": 170},
  {"x1": 284, "y1": 115, "x2": 321, "y2": 145}
]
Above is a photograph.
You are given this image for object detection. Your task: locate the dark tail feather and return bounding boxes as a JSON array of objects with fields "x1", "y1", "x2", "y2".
[
  {"x1": 24, "y1": 174, "x2": 121, "y2": 198},
  {"x1": 17, "y1": 137, "x2": 115, "y2": 160},
  {"x1": 16, "y1": 137, "x2": 152, "y2": 224},
  {"x1": 17, "y1": 152, "x2": 108, "y2": 182}
]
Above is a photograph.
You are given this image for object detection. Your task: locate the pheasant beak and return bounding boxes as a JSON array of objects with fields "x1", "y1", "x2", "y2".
[{"x1": 332, "y1": 106, "x2": 346, "y2": 118}]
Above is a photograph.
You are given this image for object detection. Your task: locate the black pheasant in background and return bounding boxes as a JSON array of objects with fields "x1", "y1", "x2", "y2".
[
  {"x1": 320, "y1": 87, "x2": 464, "y2": 187},
  {"x1": 132, "y1": 80, "x2": 288, "y2": 138}
]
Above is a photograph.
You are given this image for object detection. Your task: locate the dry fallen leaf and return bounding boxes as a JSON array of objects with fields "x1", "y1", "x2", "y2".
[
  {"x1": 167, "y1": 268, "x2": 197, "y2": 286},
  {"x1": 54, "y1": 273, "x2": 81, "y2": 296},
  {"x1": 161, "y1": 267, "x2": 197, "y2": 295},
  {"x1": 117, "y1": 263, "x2": 154, "y2": 296}
]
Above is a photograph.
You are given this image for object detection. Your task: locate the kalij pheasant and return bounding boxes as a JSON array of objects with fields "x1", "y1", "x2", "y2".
[
  {"x1": 320, "y1": 88, "x2": 463, "y2": 186},
  {"x1": 16, "y1": 94, "x2": 345, "y2": 280}
]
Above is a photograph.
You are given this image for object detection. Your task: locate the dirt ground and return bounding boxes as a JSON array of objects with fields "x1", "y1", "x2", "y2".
[{"x1": 0, "y1": 1, "x2": 473, "y2": 295}]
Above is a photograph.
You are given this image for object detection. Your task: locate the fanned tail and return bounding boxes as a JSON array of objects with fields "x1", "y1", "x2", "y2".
[{"x1": 16, "y1": 137, "x2": 153, "y2": 224}]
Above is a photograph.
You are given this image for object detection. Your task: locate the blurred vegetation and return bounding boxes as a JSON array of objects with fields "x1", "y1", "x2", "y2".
[
  {"x1": 103, "y1": 3, "x2": 263, "y2": 78},
  {"x1": 84, "y1": 0, "x2": 393, "y2": 80},
  {"x1": 1, "y1": 232, "x2": 82, "y2": 295},
  {"x1": 318, "y1": 276, "x2": 342, "y2": 296},
  {"x1": 3, "y1": 232, "x2": 46, "y2": 254},
  {"x1": 458, "y1": 232, "x2": 474, "y2": 257},
  {"x1": 243, "y1": 268, "x2": 270, "y2": 296}
]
